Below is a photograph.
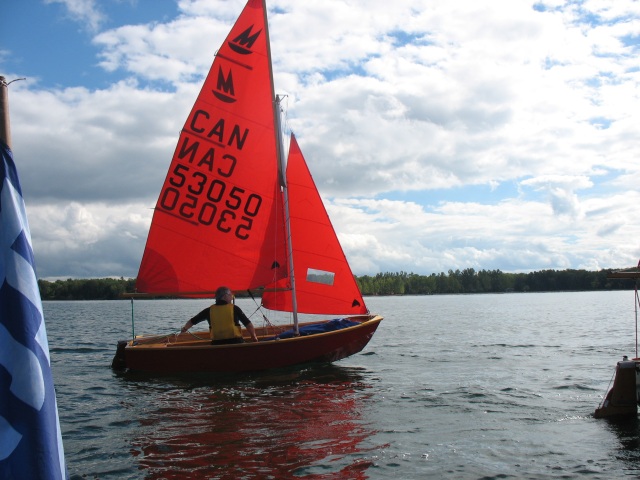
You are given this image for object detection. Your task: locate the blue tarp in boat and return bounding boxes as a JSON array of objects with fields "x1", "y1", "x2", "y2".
[{"x1": 275, "y1": 318, "x2": 360, "y2": 340}]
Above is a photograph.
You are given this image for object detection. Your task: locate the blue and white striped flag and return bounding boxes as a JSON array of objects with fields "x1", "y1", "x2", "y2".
[{"x1": 0, "y1": 142, "x2": 67, "y2": 479}]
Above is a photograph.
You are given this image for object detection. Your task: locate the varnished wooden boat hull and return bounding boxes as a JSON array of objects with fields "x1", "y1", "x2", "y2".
[{"x1": 112, "y1": 315, "x2": 382, "y2": 373}]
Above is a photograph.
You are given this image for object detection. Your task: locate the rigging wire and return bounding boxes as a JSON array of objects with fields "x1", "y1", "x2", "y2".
[
  {"x1": 596, "y1": 367, "x2": 617, "y2": 410},
  {"x1": 635, "y1": 283, "x2": 639, "y2": 359},
  {"x1": 185, "y1": 330, "x2": 207, "y2": 341},
  {"x1": 246, "y1": 289, "x2": 283, "y2": 336}
]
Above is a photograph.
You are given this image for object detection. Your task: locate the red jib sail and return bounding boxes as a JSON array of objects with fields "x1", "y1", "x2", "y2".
[
  {"x1": 137, "y1": 0, "x2": 287, "y2": 295},
  {"x1": 262, "y1": 135, "x2": 368, "y2": 315}
]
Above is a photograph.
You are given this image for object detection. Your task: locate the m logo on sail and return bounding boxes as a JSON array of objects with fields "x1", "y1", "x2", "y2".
[
  {"x1": 212, "y1": 66, "x2": 236, "y2": 103},
  {"x1": 229, "y1": 26, "x2": 262, "y2": 55}
]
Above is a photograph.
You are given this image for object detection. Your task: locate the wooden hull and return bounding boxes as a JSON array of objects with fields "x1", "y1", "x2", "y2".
[
  {"x1": 594, "y1": 357, "x2": 640, "y2": 418},
  {"x1": 112, "y1": 315, "x2": 382, "y2": 373}
]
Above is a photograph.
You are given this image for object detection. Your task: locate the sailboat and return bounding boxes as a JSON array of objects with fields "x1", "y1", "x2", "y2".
[{"x1": 111, "y1": 0, "x2": 383, "y2": 373}]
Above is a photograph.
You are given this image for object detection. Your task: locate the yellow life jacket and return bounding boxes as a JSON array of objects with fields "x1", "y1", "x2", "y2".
[{"x1": 209, "y1": 304, "x2": 242, "y2": 342}]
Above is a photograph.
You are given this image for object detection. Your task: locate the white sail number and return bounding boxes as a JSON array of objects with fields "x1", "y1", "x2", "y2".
[{"x1": 160, "y1": 164, "x2": 262, "y2": 240}]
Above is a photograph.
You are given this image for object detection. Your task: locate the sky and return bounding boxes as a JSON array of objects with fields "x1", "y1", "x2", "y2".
[{"x1": 1, "y1": 0, "x2": 640, "y2": 280}]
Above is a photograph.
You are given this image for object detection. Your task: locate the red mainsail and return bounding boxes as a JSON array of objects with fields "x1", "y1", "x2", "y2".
[
  {"x1": 262, "y1": 135, "x2": 368, "y2": 315},
  {"x1": 137, "y1": 0, "x2": 287, "y2": 295}
]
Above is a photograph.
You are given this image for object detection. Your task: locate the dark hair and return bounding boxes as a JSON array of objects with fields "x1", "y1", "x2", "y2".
[{"x1": 215, "y1": 286, "x2": 231, "y2": 302}]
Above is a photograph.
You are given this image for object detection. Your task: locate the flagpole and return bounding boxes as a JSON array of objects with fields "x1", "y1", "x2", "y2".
[
  {"x1": 0, "y1": 76, "x2": 11, "y2": 148},
  {"x1": 0, "y1": 75, "x2": 69, "y2": 478}
]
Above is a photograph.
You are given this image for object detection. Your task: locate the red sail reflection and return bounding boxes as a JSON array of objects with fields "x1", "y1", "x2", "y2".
[{"x1": 129, "y1": 367, "x2": 381, "y2": 479}]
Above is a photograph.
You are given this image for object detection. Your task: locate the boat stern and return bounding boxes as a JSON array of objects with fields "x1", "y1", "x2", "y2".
[
  {"x1": 594, "y1": 357, "x2": 640, "y2": 419},
  {"x1": 111, "y1": 340, "x2": 129, "y2": 370}
]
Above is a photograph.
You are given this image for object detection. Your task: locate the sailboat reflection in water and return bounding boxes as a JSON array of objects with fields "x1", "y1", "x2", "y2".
[
  {"x1": 112, "y1": 0, "x2": 382, "y2": 373},
  {"x1": 129, "y1": 368, "x2": 380, "y2": 478}
]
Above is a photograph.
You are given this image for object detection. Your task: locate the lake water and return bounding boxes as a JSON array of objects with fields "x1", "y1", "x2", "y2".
[{"x1": 45, "y1": 291, "x2": 640, "y2": 479}]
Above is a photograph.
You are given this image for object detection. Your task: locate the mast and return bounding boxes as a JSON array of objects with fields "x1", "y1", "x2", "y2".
[
  {"x1": 0, "y1": 76, "x2": 11, "y2": 148},
  {"x1": 275, "y1": 96, "x2": 299, "y2": 333},
  {"x1": 262, "y1": 2, "x2": 299, "y2": 333}
]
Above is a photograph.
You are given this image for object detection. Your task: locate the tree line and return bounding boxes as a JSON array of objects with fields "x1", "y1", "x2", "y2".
[
  {"x1": 37, "y1": 268, "x2": 635, "y2": 300},
  {"x1": 38, "y1": 277, "x2": 136, "y2": 300},
  {"x1": 355, "y1": 268, "x2": 631, "y2": 296}
]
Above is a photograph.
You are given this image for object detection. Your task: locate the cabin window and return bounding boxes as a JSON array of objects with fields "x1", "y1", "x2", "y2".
[{"x1": 306, "y1": 268, "x2": 335, "y2": 286}]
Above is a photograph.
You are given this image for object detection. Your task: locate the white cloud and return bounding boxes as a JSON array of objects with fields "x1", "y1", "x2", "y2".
[
  {"x1": 7, "y1": 0, "x2": 640, "y2": 278},
  {"x1": 27, "y1": 202, "x2": 151, "y2": 279},
  {"x1": 44, "y1": 0, "x2": 105, "y2": 32},
  {"x1": 94, "y1": 17, "x2": 228, "y2": 84}
]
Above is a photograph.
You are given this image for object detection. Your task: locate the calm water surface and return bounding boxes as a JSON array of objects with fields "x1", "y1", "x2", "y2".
[{"x1": 45, "y1": 292, "x2": 640, "y2": 479}]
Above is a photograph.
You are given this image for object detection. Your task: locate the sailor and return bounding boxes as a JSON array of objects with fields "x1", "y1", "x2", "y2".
[{"x1": 180, "y1": 286, "x2": 259, "y2": 344}]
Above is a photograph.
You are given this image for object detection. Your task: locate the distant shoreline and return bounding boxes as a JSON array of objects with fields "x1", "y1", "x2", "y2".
[{"x1": 37, "y1": 267, "x2": 636, "y2": 300}]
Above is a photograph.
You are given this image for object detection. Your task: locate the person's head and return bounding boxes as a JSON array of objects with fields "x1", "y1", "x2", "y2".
[{"x1": 215, "y1": 286, "x2": 233, "y2": 304}]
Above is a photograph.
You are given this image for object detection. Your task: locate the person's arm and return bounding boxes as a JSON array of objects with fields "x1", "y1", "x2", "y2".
[
  {"x1": 181, "y1": 308, "x2": 208, "y2": 333},
  {"x1": 233, "y1": 305, "x2": 258, "y2": 342},
  {"x1": 245, "y1": 322, "x2": 259, "y2": 342}
]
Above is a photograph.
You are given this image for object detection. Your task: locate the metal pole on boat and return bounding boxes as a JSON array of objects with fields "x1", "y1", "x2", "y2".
[
  {"x1": 635, "y1": 285, "x2": 638, "y2": 359},
  {"x1": 262, "y1": 0, "x2": 299, "y2": 334},
  {"x1": 1, "y1": 77, "x2": 25, "y2": 149},
  {"x1": 131, "y1": 298, "x2": 136, "y2": 343},
  {"x1": 274, "y1": 95, "x2": 299, "y2": 334},
  {"x1": 0, "y1": 76, "x2": 11, "y2": 148}
]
